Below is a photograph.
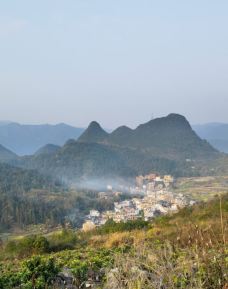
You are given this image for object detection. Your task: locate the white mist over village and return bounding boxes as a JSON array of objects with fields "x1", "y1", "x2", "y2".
[{"x1": 82, "y1": 174, "x2": 196, "y2": 231}]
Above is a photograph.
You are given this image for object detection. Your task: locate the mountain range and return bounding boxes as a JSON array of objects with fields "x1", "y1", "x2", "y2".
[
  {"x1": 0, "y1": 119, "x2": 227, "y2": 157},
  {"x1": 193, "y1": 123, "x2": 228, "y2": 153},
  {"x1": 0, "y1": 144, "x2": 18, "y2": 162},
  {"x1": 8, "y1": 113, "x2": 225, "y2": 188},
  {"x1": 79, "y1": 114, "x2": 217, "y2": 160},
  {"x1": 0, "y1": 122, "x2": 84, "y2": 155}
]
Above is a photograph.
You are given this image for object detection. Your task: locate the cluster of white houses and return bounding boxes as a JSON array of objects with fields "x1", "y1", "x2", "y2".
[
  {"x1": 132, "y1": 173, "x2": 174, "y2": 194},
  {"x1": 82, "y1": 174, "x2": 195, "y2": 231}
]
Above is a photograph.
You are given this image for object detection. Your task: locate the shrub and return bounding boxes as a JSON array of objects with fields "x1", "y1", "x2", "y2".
[
  {"x1": 5, "y1": 235, "x2": 50, "y2": 257},
  {"x1": 48, "y1": 229, "x2": 78, "y2": 251}
]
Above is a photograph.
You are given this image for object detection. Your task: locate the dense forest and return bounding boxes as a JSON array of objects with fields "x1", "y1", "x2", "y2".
[
  {"x1": 0, "y1": 163, "x2": 133, "y2": 230},
  {"x1": 0, "y1": 162, "x2": 63, "y2": 230}
]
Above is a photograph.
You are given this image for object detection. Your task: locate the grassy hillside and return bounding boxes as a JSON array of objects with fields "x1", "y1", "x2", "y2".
[{"x1": 0, "y1": 194, "x2": 227, "y2": 288}]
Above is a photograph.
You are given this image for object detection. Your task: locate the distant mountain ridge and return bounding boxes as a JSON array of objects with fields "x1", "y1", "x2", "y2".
[
  {"x1": 78, "y1": 121, "x2": 108, "y2": 143},
  {"x1": 193, "y1": 123, "x2": 228, "y2": 153},
  {"x1": 35, "y1": 144, "x2": 61, "y2": 156},
  {"x1": 79, "y1": 114, "x2": 218, "y2": 160},
  {"x1": 0, "y1": 122, "x2": 84, "y2": 155},
  {"x1": 0, "y1": 144, "x2": 18, "y2": 162},
  {"x1": 14, "y1": 113, "x2": 225, "y2": 187}
]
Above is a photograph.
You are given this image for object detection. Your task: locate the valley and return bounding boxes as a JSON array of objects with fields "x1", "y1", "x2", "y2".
[
  {"x1": 1, "y1": 0, "x2": 228, "y2": 286},
  {"x1": 0, "y1": 114, "x2": 227, "y2": 288}
]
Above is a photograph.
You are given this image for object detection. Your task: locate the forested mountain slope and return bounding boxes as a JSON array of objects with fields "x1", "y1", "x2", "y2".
[
  {"x1": 13, "y1": 114, "x2": 227, "y2": 186},
  {"x1": 80, "y1": 114, "x2": 218, "y2": 160}
]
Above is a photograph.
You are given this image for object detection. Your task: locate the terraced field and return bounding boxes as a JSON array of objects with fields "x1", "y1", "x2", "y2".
[{"x1": 174, "y1": 175, "x2": 228, "y2": 201}]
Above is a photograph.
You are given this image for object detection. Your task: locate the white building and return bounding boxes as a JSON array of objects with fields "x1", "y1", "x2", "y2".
[{"x1": 89, "y1": 210, "x2": 100, "y2": 217}]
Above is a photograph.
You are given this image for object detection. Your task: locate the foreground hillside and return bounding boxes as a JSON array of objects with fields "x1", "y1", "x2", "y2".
[{"x1": 0, "y1": 194, "x2": 227, "y2": 288}]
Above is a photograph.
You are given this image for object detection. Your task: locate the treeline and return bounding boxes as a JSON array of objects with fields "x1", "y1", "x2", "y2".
[
  {"x1": 0, "y1": 163, "x2": 62, "y2": 194},
  {"x1": 0, "y1": 190, "x2": 126, "y2": 230},
  {"x1": 0, "y1": 162, "x2": 133, "y2": 230},
  {"x1": 95, "y1": 219, "x2": 150, "y2": 235},
  {"x1": 3, "y1": 229, "x2": 78, "y2": 258},
  {"x1": 0, "y1": 193, "x2": 67, "y2": 230},
  {"x1": 0, "y1": 162, "x2": 65, "y2": 230}
]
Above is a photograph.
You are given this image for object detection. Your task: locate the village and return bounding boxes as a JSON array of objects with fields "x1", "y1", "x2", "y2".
[{"x1": 82, "y1": 174, "x2": 196, "y2": 231}]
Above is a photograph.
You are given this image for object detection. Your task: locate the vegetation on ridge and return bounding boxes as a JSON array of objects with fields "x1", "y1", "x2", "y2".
[{"x1": 11, "y1": 113, "x2": 228, "y2": 185}]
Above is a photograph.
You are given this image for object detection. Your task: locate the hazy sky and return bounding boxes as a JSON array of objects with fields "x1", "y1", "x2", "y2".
[{"x1": 0, "y1": 0, "x2": 228, "y2": 128}]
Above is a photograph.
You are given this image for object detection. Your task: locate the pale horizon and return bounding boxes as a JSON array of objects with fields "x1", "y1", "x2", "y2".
[
  {"x1": 1, "y1": 0, "x2": 228, "y2": 128},
  {"x1": 0, "y1": 113, "x2": 228, "y2": 130}
]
